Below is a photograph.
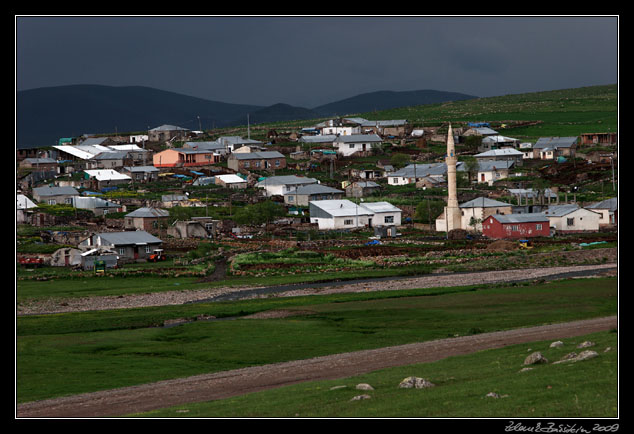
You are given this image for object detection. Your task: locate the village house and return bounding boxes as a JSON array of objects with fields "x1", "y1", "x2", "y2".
[
  {"x1": 17, "y1": 194, "x2": 38, "y2": 223},
  {"x1": 284, "y1": 184, "x2": 344, "y2": 206},
  {"x1": 579, "y1": 132, "x2": 617, "y2": 146},
  {"x1": 436, "y1": 197, "x2": 513, "y2": 233},
  {"x1": 309, "y1": 199, "x2": 375, "y2": 230},
  {"x1": 461, "y1": 126, "x2": 498, "y2": 138},
  {"x1": 182, "y1": 141, "x2": 230, "y2": 156},
  {"x1": 227, "y1": 151, "x2": 286, "y2": 172},
  {"x1": 345, "y1": 181, "x2": 381, "y2": 198},
  {"x1": 77, "y1": 136, "x2": 120, "y2": 147},
  {"x1": 87, "y1": 151, "x2": 132, "y2": 170},
  {"x1": 476, "y1": 160, "x2": 515, "y2": 186},
  {"x1": 124, "y1": 207, "x2": 170, "y2": 231},
  {"x1": 299, "y1": 135, "x2": 338, "y2": 148},
  {"x1": 474, "y1": 148, "x2": 524, "y2": 167},
  {"x1": 78, "y1": 230, "x2": 163, "y2": 262},
  {"x1": 333, "y1": 134, "x2": 383, "y2": 157},
  {"x1": 168, "y1": 217, "x2": 219, "y2": 239},
  {"x1": 32, "y1": 186, "x2": 79, "y2": 205},
  {"x1": 585, "y1": 197, "x2": 618, "y2": 227},
  {"x1": 72, "y1": 196, "x2": 123, "y2": 216},
  {"x1": 214, "y1": 174, "x2": 248, "y2": 189},
  {"x1": 360, "y1": 202, "x2": 403, "y2": 227},
  {"x1": 153, "y1": 148, "x2": 220, "y2": 168},
  {"x1": 309, "y1": 199, "x2": 402, "y2": 230},
  {"x1": 83, "y1": 169, "x2": 132, "y2": 190},
  {"x1": 122, "y1": 166, "x2": 160, "y2": 183},
  {"x1": 387, "y1": 162, "x2": 464, "y2": 186},
  {"x1": 542, "y1": 204, "x2": 600, "y2": 233},
  {"x1": 479, "y1": 135, "x2": 521, "y2": 152},
  {"x1": 533, "y1": 137, "x2": 578, "y2": 160},
  {"x1": 482, "y1": 213, "x2": 551, "y2": 239},
  {"x1": 148, "y1": 124, "x2": 190, "y2": 142},
  {"x1": 19, "y1": 157, "x2": 58, "y2": 172},
  {"x1": 256, "y1": 175, "x2": 318, "y2": 197},
  {"x1": 215, "y1": 136, "x2": 264, "y2": 152}
]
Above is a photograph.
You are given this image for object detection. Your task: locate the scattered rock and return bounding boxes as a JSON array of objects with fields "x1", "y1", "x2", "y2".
[
  {"x1": 485, "y1": 392, "x2": 508, "y2": 398},
  {"x1": 398, "y1": 376, "x2": 435, "y2": 389},
  {"x1": 553, "y1": 350, "x2": 599, "y2": 364},
  {"x1": 350, "y1": 394, "x2": 371, "y2": 401},
  {"x1": 576, "y1": 350, "x2": 599, "y2": 361},
  {"x1": 519, "y1": 367, "x2": 534, "y2": 373},
  {"x1": 355, "y1": 383, "x2": 374, "y2": 391},
  {"x1": 524, "y1": 351, "x2": 549, "y2": 365},
  {"x1": 577, "y1": 341, "x2": 595, "y2": 349},
  {"x1": 550, "y1": 341, "x2": 564, "y2": 348},
  {"x1": 329, "y1": 385, "x2": 347, "y2": 391}
]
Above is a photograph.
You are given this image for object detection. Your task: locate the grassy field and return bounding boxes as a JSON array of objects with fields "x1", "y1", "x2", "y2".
[
  {"x1": 133, "y1": 329, "x2": 618, "y2": 418},
  {"x1": 16, "y1": 277, "x2": 617, "y2": 406}
]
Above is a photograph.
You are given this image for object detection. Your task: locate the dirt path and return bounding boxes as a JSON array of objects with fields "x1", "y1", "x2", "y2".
[
  {"x1": 17, "y1": 263, "x2": 618, "y2": 316},
  {"x1": 16, "y1": 315, "x2": 618, "y2": 418}
]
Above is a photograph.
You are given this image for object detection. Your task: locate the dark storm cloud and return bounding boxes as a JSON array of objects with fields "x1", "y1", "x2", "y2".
[{"x1": 16, "y1": 16, "x2": 618, "y2": 108}]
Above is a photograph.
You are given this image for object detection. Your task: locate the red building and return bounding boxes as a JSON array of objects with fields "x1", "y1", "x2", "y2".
[{"x1": 482, "y1": 213, "x2": 550, "y2": 239}]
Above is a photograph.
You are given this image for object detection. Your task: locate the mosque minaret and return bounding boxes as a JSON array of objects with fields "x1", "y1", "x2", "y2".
[{"x1": 445, "y1": 123, "x2": 462, "y2": 232}]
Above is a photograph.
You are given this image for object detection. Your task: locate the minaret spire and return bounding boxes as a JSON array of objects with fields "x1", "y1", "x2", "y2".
[{"x1": 445, "y1": 123, "x2": 462, "y2": 232}]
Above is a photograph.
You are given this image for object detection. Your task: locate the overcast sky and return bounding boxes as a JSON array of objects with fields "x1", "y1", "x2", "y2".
[{"x1": 15, "y1": 15, "x2": 618, "y2": 108}]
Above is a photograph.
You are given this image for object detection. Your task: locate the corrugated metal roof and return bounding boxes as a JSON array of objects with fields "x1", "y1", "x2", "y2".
[
  {"x1": 586, "y1": 197, "x2": 617, "y2": 211},
  {"x1": 360, "y1": 201, "x2": 402, "y2": 213},
  {"x1": 490, "y1": 213, "x2": 549, "y2": 224},
  {"x1": 96, "y1": 230, "x2": 162, "y2": 245},
  {"x1": 231, "y1": 151, "x2": 284, "y2": 160},
  {"x1": 533, "y1": 137, "x2": 578, "y2": 149},
  {"x1": 285, "y1": 184, "x2": 343, "y2": 195},
  {"x1": 125, "y1": 207, "x2": 169, "y2": 218},
  {"x1": 33, "y1": 186, "x2": 79, "y2": 196},
  {"x1": 84, "y1": 169, "x2": 131, "y2": 181},
  {"x1": 335, "y1": 134, "x2": 382, "y2": 143},
  {"x1": 257, "y1": 175, "x2": 317, "y2": 186},
  {"x1": 310, "y1": 200, "x2": 374, "y2": 217},
  {"x1": 460, "y1": 197, "x2": 511, "y2": 208}
]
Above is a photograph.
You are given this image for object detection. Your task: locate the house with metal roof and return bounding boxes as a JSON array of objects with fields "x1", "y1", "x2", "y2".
[
  {"x1": 585, "y1": 197, "x2": 618, "y2": 226},
  {"x1": 78, "y1": 230, "x2": 163, "y2": 262},
  {"x1": 284, "y1": 184, "x2": 344, "y2": 206},
  {"x1": 227, "y1": 151, "x2": 286, "y2": 171},
  {"x1": 153, "y1": 148, "x2": 220, "y2": 168},
  {"x1": 215, "y1": 174, "x2": 248, "y2": 189},
  {"x1": 387, "y1": 162, "x2": 464, "y2": 186},
  {"x1": 435, "y1": 196, "x2": 513, "y2": 233},
  {"x1": 542, "y1": 204, "x2": 600, "y2": 233},
  {"x1": 148, "y1": 124, "x2": 190, "y2": 142},
  {"x1": 72, "y1": 196, "x2": 123, "y2": 217},
  {"x1": 83, "y1": 169, "x2": 132, "y2": 190},
  {"x1": 476, "y1": 160, "x2": 515, "y2": 185},
  {"x1": 124, "y1": 207, "x2": 170, "y2": 231},
  {"x1": 482, "y1": 213, "x2": 551, "y2": 239},
  {"x1": 533, "y1": 137, "x2": 578, "y2": 159},
  {"x1": 309, "y1": 199, "x2": 375, "y2": 230},
  {"x1": 215, "y1": 136, "x2": 264, "y2": 152},
  {"x1": 479, "y1": 135, "x2": 521, "y2": 152},
  {"x1": 32, "y1": 186, "x2": 79, "y2": 204},
  {"x1": 333, "y1": 134, "x2": 383, "y2": 157},
  {"x1": 309, "y1": 199, "x2": 401, "y2": 230},
  {"x1": 255, "y1": 175, "x2": 318, "y2": 197}
]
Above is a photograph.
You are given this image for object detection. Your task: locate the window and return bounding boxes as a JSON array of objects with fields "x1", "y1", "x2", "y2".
[
  {"x1": 511, "y1": 225, "x2": 519, "y2": 231},
  {"x1": 349, "y1": 144, "x2": 355, "y2": 149},
  {"x1": 275, "y1": 160, "x2": 280, "y2": 166},
  {"x1": 244, "y1": 162, "x2": 250, "y2": 168},
  {"x1": 287, "y1": 196, "x2": 294, "y2": 202},
  {"x1": 536, "y1": 224, "x2": 542, "y2": 230},
  {"x1": 567, "y1": 218, "x2": 575, "y2": 226},
  {"x1": 48, "y1": 199, "x2": 57, "y2": 205},
  {"x1": 118, "y1": 248, "x2": 125, "y2": 256},
  {"x1": 145, "y1": 246, "x2": 151, "y2": 254},
  {"x1": 344, "y1": 219, "x2": 353, "y2": 225},
  {"x1": 255, "y1": 161, "x2": 260, "y2": 168},
  {"x1": 384, "y1": 216, "x2": 394, "y2": 224}
]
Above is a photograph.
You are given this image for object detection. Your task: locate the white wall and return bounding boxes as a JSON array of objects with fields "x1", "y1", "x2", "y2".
[{"x1": 548, "y1": 208, "x2": 600, "y2": 232}]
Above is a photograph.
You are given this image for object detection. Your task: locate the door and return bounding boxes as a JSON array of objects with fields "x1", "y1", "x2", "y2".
[{"x1": 134, "y1": 246, "x2": 139, "y2": 260}]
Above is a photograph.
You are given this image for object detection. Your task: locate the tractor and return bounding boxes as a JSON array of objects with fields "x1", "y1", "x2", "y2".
[{"x1": 149, "y1": 249, "x2": 167, "y2": 262}]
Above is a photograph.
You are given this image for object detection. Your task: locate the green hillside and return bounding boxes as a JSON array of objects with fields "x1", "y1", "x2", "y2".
[{"x1": 361, "y1": 84, "x2": 617, "y2": 141}]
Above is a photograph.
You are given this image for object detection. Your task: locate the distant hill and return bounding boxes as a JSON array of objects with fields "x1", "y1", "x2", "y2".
[
  {"x1": 312, "y1": 89, "x2": 478, "y2": 117},
  {"x1": 16, "y1": 85, "x2": 263, "y2": 148},
  {"x1": 16, "y1": 85, "x2": 478, "y2": 148}
]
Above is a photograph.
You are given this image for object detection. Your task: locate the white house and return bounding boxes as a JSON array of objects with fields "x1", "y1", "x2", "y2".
[
  {"x1": 215, "y1": 174, "x2": 247, "y2": 189},
  {"x1": 476, "y1": 161, "x2": 515, "y2": 186},
  {"x1": 585, "y1": 197, "x2": 618, "y2": 226},
  {"x1": 309, "y1": 199, "x2": 401, "y2": 230},
  {"x1": 256, "y1": 175, "x2": 318, "y2": 197},
  {"x1": 542, "y1": 204, "x2": 601, "y2": 233},
  {"x1": 436, "y1": 197, "x2": 513, "y2": 233},
  {"x1": 387, "y1": 162, "x2": 464, "y2": 186},
  {"x1": 333, "y1": 134, "x2": 383, "y2": 157},
  {"x1": 360, "y1": 202, "x2": 402, "y2": 227}
]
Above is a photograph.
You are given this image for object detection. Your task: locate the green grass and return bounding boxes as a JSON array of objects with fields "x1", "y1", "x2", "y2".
[
  {"x1": 133, "y1": 329, "x2": 618, "y2": 418},
  {"x1": 16, "y1": 277, "x2": 616, "y2": 404}
]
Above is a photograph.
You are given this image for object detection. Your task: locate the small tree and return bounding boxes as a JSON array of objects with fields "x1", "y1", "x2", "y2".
[
  {"x1": 390, "y1": 153, "x2": 411, "y2": 168},
  {"x1": 233, "y1": 200, "x2": 286, "y2": 225}
]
